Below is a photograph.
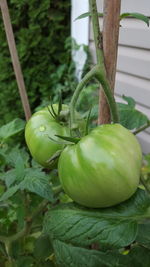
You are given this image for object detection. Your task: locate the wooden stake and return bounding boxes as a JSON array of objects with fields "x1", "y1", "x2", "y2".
[
  {"x1": 0, "y1": 0, "x2": 31, "y2": 120},
  {"x1": 98, "y1": 0, "x2": 121, "y2": 124}
]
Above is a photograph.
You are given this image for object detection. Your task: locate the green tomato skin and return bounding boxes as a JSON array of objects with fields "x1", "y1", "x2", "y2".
[
  {"x1": 58, "y1": 124, "x2": 142, "y2": 208},
  {"x1": 25, "y1": 104, "x2": 68, "y2": 168}
]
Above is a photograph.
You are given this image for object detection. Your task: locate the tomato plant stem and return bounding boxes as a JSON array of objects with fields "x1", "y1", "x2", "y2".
[
  {"x1": 70, "y1": 67, "x2": 97, "y2": 133},
  {"x1": 89, "y1": 0, "x2": 120, "y2": 125},
  {"x1": 89, "y1": 0, "x2": 105, "y2": 68},
  {"x1": 95, "y1": 68, "x2": 119, "y2": 123},
  {"x1": 70, "y1": 0, "x2": 119, "y2": 134},
  {"x1": 0, "y1": 199, "x2": 49, "y2": 250},
  {"x1": 70, "y1": 65, "x2": 119, "y2": 134}
]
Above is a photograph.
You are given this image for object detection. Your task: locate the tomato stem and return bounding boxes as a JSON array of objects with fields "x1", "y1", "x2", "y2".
[
  {"x1": 89, "y1": 0, "x2": 105, "y2": 69},
  {"x1": 70, "y1": 66, "x2": 97, "y2": 134},
  {"x1": 70, "y1": 0, "x2": 119, "y2": 134},
  {"x1": 95, "y1": 67, "x2": 119, "y2": 124},
  {"x1": 89, "y1": 0, "x2": 119, "y2": 124},
  {"x1": 70, "y1": 65, "x2": 119, "y2": 134}
]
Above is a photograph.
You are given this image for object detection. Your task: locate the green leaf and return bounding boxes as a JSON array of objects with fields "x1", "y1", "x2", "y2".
[
  {"x1": 123, "y1": 246, "x2": 150, "y2": 267},
  {"x1": 53, "y1": 240, "x2": 122, "y2": 267},
  {"x1": 120, "y1": 12, "x2": 149, "y2": 27},
  {"x1": 0, "y1": 119, "x2": 25, "y2": 141},
  {"x1": 1, "y1": 169, "x2": 17, "y2": 187},
  {"x1": 75, "y1": 12, "x2": 103, "y2": 21},
  {"x1": 136, "y1": 223, "x2": 150, "y2": 248},
  {"x1": 122, "y1": 95, "x2": 135, "y2": 108},
  {"x1": 20, "y1": 169, "x2": 54, "y2": 201},
  {"x1": 0, "y1": 185, "x2": 5, "y2": 196},
  {"x1": 7, "y1": 147, "x2": 29, "y2": 168},
  {"x1": 117, "y1": 96, "x2": 148, "y2": 130},
  {"x1": 16, "y1": 256, "x2": 34, "y2": 267},
  {"x1": 43, "y1": 189, "x2": 150, "y2": 250},
  {"x1": 13, "y1": 153, "x2": 26, "y2": 183},
  {"x1": 0, "y1": 185, "x2": 19, "y2": 202},
  {"x1": 75, "y1": 12, "x2": 91, "y2": 21},
  {"x1": 34, "y1": 234, "x2": 53, "y2": 260},
  {"x1": 53, "y1": 240, "x2": 150, "y2": 267},
  {"x1": 0, "y1": 153, "x2": 6, "y2": 167}
]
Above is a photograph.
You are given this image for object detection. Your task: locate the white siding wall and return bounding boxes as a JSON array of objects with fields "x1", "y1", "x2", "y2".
[{"x1": 90, "y1": 0, "x2": 150, "y2": 153}]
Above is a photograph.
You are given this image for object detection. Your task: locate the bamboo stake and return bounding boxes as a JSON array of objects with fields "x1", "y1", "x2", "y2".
[
  {"x1": 98, "y1": 0, "x2": 121, "y2": 124},
  {"x1": 0, "y1": 0, "x2": 31, "y2": 120}
]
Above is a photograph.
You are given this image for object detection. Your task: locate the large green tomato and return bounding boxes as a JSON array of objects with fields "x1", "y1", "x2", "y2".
[
  {"x1": 58, "y1": 124, "x2": 142, "y2": 208},
  {"x1": 25, "y1": 104, "x2": 69, "y2": 168}
]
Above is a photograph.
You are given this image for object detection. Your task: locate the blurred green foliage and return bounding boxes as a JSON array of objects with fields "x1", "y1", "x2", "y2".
[{"x1": 0, "y1": 0, "x2": 74, "y2": 125}]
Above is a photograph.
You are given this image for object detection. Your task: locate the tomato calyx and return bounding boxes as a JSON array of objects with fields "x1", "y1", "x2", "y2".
[
  {"x1": 55, "y1": 135, "x2": 81, "y2": 144},
  {"x1": 47, "y1": 94, "x2": 70, "y2": 124},
  {"x1": 47, "y1": 149, "x2": 63, "y2": 165}
]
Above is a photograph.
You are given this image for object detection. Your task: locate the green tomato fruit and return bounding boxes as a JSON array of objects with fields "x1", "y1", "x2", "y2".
[
  {"x1": 25, "y1": 104, "x2": 69, "y2": 168},
  {"x1": 58, "y1": 124, "x2": 142, "y2": 208}
]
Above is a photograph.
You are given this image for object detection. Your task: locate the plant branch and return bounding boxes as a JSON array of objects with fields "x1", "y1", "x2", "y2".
[
  {"x1": 95, "y1": 68, "x2": 119, "y2": 123},
  {"x1": 70, "y1": 65, "x2": 119, "y2": 133},
  {"x1": 0, "y1": 199, "x2": 49, "y2": 244},
  {"x1": 89, "y1": 0, "x2": 105, "y2": 68},
  {"x1": 133, "y1": 121, "x2": 150, "y2": 135},
  {"x1": 70, "y1": 0, "x2": 119, "y2": 133},
  {"x1": 70, "y1": 66, "x2": 98, "y2": 132},
  {"x1": 89, "y1": 0, "x2": 120, "y2": 125}
]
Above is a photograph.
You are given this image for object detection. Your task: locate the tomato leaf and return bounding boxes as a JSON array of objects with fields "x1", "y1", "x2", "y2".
[
  {"x1": 53, "y1": 240, "x2": 150, "y2": 267},
  {"x1": 7, "y1": 147, "x2": 29, "y2": 168},
  {"x1": 34, "y1": 234, "x2": 53, "y2": 260},
  {"x1": 136, "y1": 223, "x2": 150, "y2": 249},
  {"x1": 16, "y1": 256, "x2": 35, "y2": 267},
  {"x1": 117, "y1": 95, "x2": 148, "y2": 130},
  {"x1": 0, "y1": 118, "x2": 25, "y2": 141},
  {"x1": 20, "y1": 169, "x2": 54, "y2": 201},
  {"x1": 120, "y1": 12, "x2": 149, "y2": 27},
  {"x1": 75, "y1": 12, "x2": 103, "y2": 21},
  {"x1": 122, "y1": 95, "x2": 135, "y2": 108},
  {"x1": 0, "y1": 169, "x2": 17, "y2": 188},
  {"x1": 43, "y1": 189, "x2": 150, "y2": 250},
  {"x1": 0, "y1": 184, "x2": 20, "y2": 202}
]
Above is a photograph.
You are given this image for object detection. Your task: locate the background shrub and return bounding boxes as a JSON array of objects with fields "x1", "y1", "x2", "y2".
[{"x1": 0, "y1": 0, "x2": 74, "y2": 125}]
